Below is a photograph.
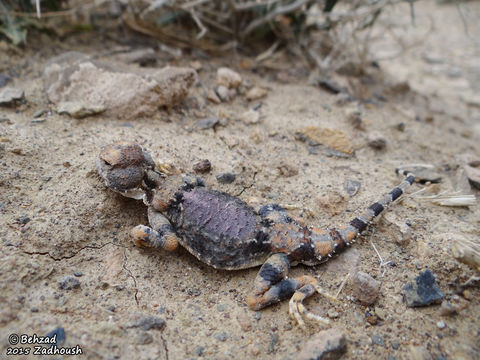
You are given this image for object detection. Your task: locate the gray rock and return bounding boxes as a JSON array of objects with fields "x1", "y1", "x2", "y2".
[
  {"x1": 343, "y1": 179, "x2": 361, "y2": 197},
  {"x1": 43, "y1": 52, "x2": 197, "y2": 120},
  {"x1": 58, "y1": 276, "x2": 80, "y2": 290},
  {"x1": 371, "y1": 334, "x2": 385, "y2": 346},
  {"x1": 216, "y1": 173, "x2": 236, "y2": 184},
  {"x1": 349, "y1": 271, "x2": 380, "y2": 306},
  {"x1": 367, "y1": 131, "x2": 387, "y2": 150},
  {"x1": 298, "y1": 328, "x2": 346, "y2": 360},
  {"x1": 196, "y1": 117, "x2": 219, "y2": 130},
  {"x1": 402, "y1": 269, "x2": 444, "y2": 307},
  {"x1": 129, "y1": 315, "x2": 165, "y2": 331},
  {"x1": 0, "y1": 87, "x2": 24, "y2": 106}
]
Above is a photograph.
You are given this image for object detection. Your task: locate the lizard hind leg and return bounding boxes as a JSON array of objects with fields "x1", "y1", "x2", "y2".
[
  {"x1": 288, "y1": 276, "x2": 339, "y2": 329},
  {"x1": 246, "y1": 253, "x2": 338, "y2": 329}
]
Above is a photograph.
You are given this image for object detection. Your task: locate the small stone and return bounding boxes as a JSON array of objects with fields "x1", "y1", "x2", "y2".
[
  {"x1": 134, "y1": 331, "x2": 153, "y2": 345},
  {"x1": 108, "y1": 305, "x2": 116, "y2": 312},
  {"x1": 194, "y1": 346, "x2": 204, "y2": 356},
  {"x1": 239, "y1": 109, "x2": 260, "y2": 124},
  {"x1": 436, "y1": 321, "x2": 446, "y2": 329},
  {"x1": 215, "y1": 85, "x2": 230, "y2": 102},
  {"x1": 207, "y1": 89, "x2": 221, "y2": 104},
  {"x1": 115, "y1": 48, "x2": 157, "y2": 66},
  {"x1": 402, "y1": 269, "x2": 444, "y2": 307},
  {"x1": 33, "y1": 109, "x2": 48, "y2": 118},
  {"x1": 246, "y1": 87, "x2": 267, "y2": 101},
  {"x1": 277, "y1": 162, "x2": 298, "y2": 177},
  {"x1": 374, "y1": 307, "x2": 387, "y2": 320},
  {"x1": 17, "y1": 215, "x2": 30, "y2": 225},
  {"x1": 129, "y1": 315, "x2": 165, "y2": 331},
  {"x1": 0, "y1": 87, "x2": 24, "y2": 106},
  {"x1": 216, "y1": 173, "x2": 236, "y2": 184},
  {"x1": 196, "y1": 117, "x2": 219, "y2": 130},
  {"x1": 349, "y1": 271, "x2": 380, "y2": 306},
  {"x1": 236, "y1": 311, "x2": 252, "y2": 332},
  {"x1": 0, "y1": 74, "x2": 12, "y2": 87},
  {"x1": 73, "y1": 271, "x2": 83, "y2": 277},
  {"x1": 343, "y1": 179, "x2": 361, "y2": 197},
  {"x1": 57, "y1": 101, "x2": 105, "y2": 119},
  {"x1": 193, "y1": 159, "x2": 211, "y2": 173},
  {"x1": 214, "y1": 332, "x2": 227, "y2": 341},
  {"x1": 368, "y1": 131, "x2": 387, "y2": 150},
  {"x1": 439, "y1": 301, "x2": 458, "y2": 317},
  {"x1": 392, "y1": 342, "x2": 400, "y2": 350},
  {"x1": 217, "y1": 67, "x2": 242, "y2": 89},
  {"x1": 371, "y1": 334, "x2": 385, "y2": 346},
  {"x1": 298, "y1": 328, "x2": 346, "y2": 360},
  {"x1": 58, "y1": 276, "x2": 80, "y2": 290},
  {"x1": 45, "y1": 327, "x2": 66, "y2": 346}
]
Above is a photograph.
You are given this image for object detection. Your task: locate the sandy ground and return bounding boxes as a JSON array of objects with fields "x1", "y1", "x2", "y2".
[{"x1": 0, "y1": 1, "x2": 479, "y2": 359}]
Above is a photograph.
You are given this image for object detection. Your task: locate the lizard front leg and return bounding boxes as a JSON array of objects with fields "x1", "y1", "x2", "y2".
[{"x1": 131, "y1": 207, "x2": 179, "y2": 251}]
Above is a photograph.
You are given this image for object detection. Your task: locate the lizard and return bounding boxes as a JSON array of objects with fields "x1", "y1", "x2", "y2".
[{"x1": 96, "y1": 141, "x2": 416, "y2": 328}]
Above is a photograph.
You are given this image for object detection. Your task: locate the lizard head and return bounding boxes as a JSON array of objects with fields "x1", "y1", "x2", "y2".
[{"x1": 96, "y1": 142, "x2": 161, "y2": 200}]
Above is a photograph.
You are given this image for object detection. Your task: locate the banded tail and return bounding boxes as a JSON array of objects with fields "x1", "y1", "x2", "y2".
[
  {"x1": 308, "y1": 170, "x2": 415, "y2": 261},
  {"x1": 347, "y1": 169, "x2": 415, "y2": 236}
]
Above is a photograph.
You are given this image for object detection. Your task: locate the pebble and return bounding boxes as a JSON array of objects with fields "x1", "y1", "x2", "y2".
[
  {"x1": 392, "y1": 342, "x2": 400, "y2": 350},
  {"x1": 129, "y1": 315, "x2": 165, "y2": 331},
  {"x1": 45, "y1": 327, "x2": 66, "y2": 346},
  {"x1": 0, "y1": 73, "x2": 12, "y2": 87},
  {"x1": 196, "y1": 117, "x2": 219, "y2": 130},
  {"x1": 371, "y1": 334, "x2": 385, "y2": 346},
  {"x1": 277, "y1": 162, "x2": 298, "y2": 177},
  {"x1": 115, "y1": 48, "x2": 157, "y2": 65},
  {"x1": 436, "y1": 321, "x2": 446, "y2": 329},
  {"x1": 58, "y1": 276, "x2": 80, "y2": 290},
  {"x1": 0, "y1": 87, "x2": 25, "y2": 106},
  {"x1": 216, "y1": 173, "x2": 236, "y2": 184},
  {"x1": 215, "y1": 85, "x2": 230, "y2": 102},
  {"x1": 246, "y1": 87, "x2": 267, "y2": 101},
  {"x1": 236, "y1": 311, "x2": 252, "y2": 332},
  {"x1": 239, "y1": 108, "x2": 260, "y2": 124},
  {"x1": 349, "y1": 271, "x2": 380, "y2": 306},
  {"x1": 343, "y1": 179, "x2": 361, "y2": 197},
  {"x1": 134, "y1": 331, "x2": 153, "y2": 345},
  {"x1": 214, "y1": 332, "x2": 227, "y2": 341},
  {"x1": 296, "y1": 126, "x2": 353, "y2": 154},
  {"x1": 73, "y1": 271, "x2": 83, "y2": 277},
  {"x1": 57, "y1": 101, "x2": 105, "y2": 119},
  {"x1": 438, "y1": 301, "x2": 458, "y2": 317},
  {"x1": 207, "y1": 89, "x2": 221, "y2": 104},
  {"x1": 33, "y1": 109, "x2": 48, "y2": 118},
  {"x1": 217, "y1": 67, "x2": 242, "y2": 89},
  {"x1": 17, "y1": 215, "x2": 31, "y2": 224},
  {"x1": 194, "y1": 346, "x2": 204, "y2": 356},
  {"x1": 193, "y1": 159, "x2": 211, "y2": 173},
  {"x1": 402, "y1": 269, "x2": 444, "y2": 307},
  {"x1": 367, "y1": 131, "x2": 387, "y2": 150},
  {"x1": 298, "y1": 328, "x2": 346, "y2": 360}
]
